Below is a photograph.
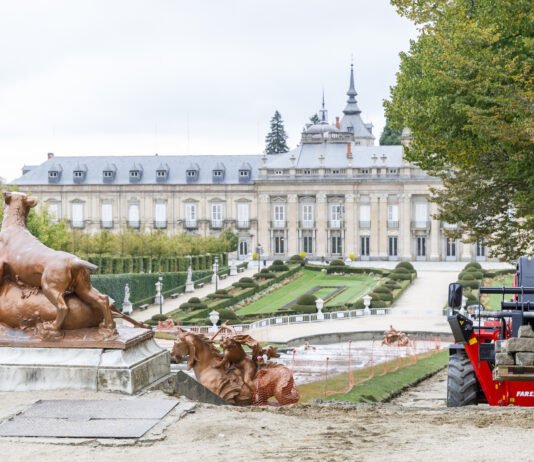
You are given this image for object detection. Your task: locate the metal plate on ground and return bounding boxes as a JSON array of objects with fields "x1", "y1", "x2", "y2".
[{"x1": 0, "y1": 399, "x2": 178, "y2": 438}]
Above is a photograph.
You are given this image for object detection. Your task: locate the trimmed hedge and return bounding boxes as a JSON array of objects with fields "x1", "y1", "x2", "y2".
[
  {"x1": 392, "y1": 267, "x2": 411, "y2": 274},
  {"x1": 217, "y1": 308, "x2": 237, "y2": 320},
  {"x1": 270, "y1": 264, "x2": 289, "y2": 272},
  {"x1": 329, "y1": 259, "x2": 346, "y2": 266},
  {"x1": 371, "y1": 300, "x2": 387, "y2": 308},
  {"x1": 384, "y1": 280, "x2": 401, "y2": 289},
  {"x1": 297, "y1": 294, "x2": 317, "y2": 305},
  {"x1": 460, "y1": 272, "x2": 475, "y2": 281},
  {"x1": 272, "y1": 259, "x2": 284, "y2": 266},
  {"x1": 458, "y1": 280, "x2": 481, "y2": 290},
  {"x1": 388, "y1": 272, "x2": 412, "y2": 281},
  {"x1": 91, "y1": 270, "x2": 212, "y2": 309},
  {"x1": 289, "y1": 255, "x2": 304, "y2": 263},
  {"x1": 465, "y1": 262, "x2": 482, "y2": 270},
  {"x1": 292, "y1": 304, "x2": 317, "y2": 314},
  {"x1": 396, "y1": 261, "x2": 415, "y2": 272},
  {"x1": 373, "y1": 286, "x2": 392, "y2": 294},
  {"x1": 353, "y1": 299, "x2": 365, "y2": 309}
]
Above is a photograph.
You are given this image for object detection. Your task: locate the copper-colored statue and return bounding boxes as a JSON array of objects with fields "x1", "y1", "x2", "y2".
[
  {"x1": 0, "y1": 191, "x2": 117, "y2": 339},
  {"x1": 171, "y1": 329, "x2": 299, "y2": 406},
  {"x1": 382, "y1": 325, "x2": 411, "y2": 347}
]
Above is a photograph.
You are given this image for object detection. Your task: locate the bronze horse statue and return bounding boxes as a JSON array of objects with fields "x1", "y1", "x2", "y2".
[
  {"x1": 0, "y1": 191, "x2": 115, "y2": 338},
  {"x1": 171, "y1": 329, "x2": 300, "y2": 406}
]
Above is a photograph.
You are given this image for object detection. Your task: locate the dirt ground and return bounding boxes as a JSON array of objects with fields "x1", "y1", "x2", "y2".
[{"x1": 2, "y1": 374, "x2": 534, "y2": 462}]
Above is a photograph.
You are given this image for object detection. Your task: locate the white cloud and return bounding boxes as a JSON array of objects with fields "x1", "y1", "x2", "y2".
[{"x1": 0, "y1": 0, "x2": 417, "y2": 182}]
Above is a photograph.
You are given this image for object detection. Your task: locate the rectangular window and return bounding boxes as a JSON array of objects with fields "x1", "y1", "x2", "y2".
[
  {"x1": 360, "y1": 169, "x2": 369, "y2": 174},
  {"x1": 388, "y1": 204, "x2": 398, "y2": 222},
  {"x1": 388, "y1": 236, "x2": 398, "y2": 257},
  {"x1": 48, "y1": 203, "x2": 59, "y2": 222},
  {"x1": 74, "y1": 171, "x2": 83, "y2": 178},
  {"x1": 186, "y1": 203, "x2": 196, "y2": 221},
  {"x1": 417, "y1": 236, "x2": 426, "y2": 258},
  {"x1": 49, "y1": 171, "x2": 58, "y2": 178},
  {"x1": 212, "y1": 203, "x2": 223, "y2": 228},
  {"x1": 446, "y1": 238, "x2": 456, "y2": 258},
  {"x1": 360, "y1": 236, "x2": 370, "y2": 256},
  {"x1": 239, "y1": 170, "x2": 249, "y2": 177},
  {"x1": 273, "y1": 205, "x2": 285, "y2": 227},
  {"x1": 331, "y1": 236, "x2": 342, "y2": 254},
  {"x1": 330, "y1": 204, "x2": 342, "y2": 228},
  {"x1": 359, "y1": 204, "x2": 371, "y2": 228},
  {"x1": 104, "y1": 171, "x2": 113, "y2": 178},
  {"x1": 213, "y1": 170, "x2": 222, "y2": 177},
  {"x1": 101, "y1": 203, "x2": 112, "y2": 227},
  {"x1": 302, "y1": 204, "x2": 313, "y2": 227},
  {"x1": 238, "y1": 203, "x2": 249, "y2": 222},
  {"x1": 274, "y1": 235, "x2": 285, "y2": 254},
  {"x1": 477, "y1": 240, "x2": 486, "y2": 258},
  {"x1": 128, "y1": 204, "x2": 140, "y2": 224},
  {"x1": 130, "y1": 171, "x2": 139, "y2": 178},
  {"x1": 155, "y1": 202, "x2": 166, "y2": 223},
  {"x1": 71, "y1": 203, "x2": 83, "y2": 228},
  {"x1": 415, "y1": 203, "x2": 428, "y2": 226},
  {"x1": 303, "y1": 236, "x2": 313, "y2": 254}
]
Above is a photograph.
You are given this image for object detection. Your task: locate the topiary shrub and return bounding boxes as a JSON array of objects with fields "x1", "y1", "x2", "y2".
[
  {"x1": 179, "y1": 297, "x2": 208, "y2": 311},
  {"x1": 215, "y1": 289, "x2": 227, "y2": 294},
  {"x1": 292, "y1": 304, "x2": 317, "y2": 314},
  {"x1": 329, "y1": 259, "x2": 345, "y2": 266},
  {"x1": 352, "y1": 299, "x2": 365, "y2": 309},
  {"x1": 396, "y1": 261, "x2": 415, "y2": 271},
  {"x1": 460, "y1": 273, "x2": 475, "y2": 281},
  {"x1": 289, "y1": 254, "x2": 304, "y2": 262},
  {"x1": 255, "y1": 272, "x2": 276, "y2": 279},
  {"x1": 459, "y1": 280, "x2": 480, "y2": 290},
  {"x1": 297, "y1": 294, "x2": 317, "y2": 305},
  {"x1": 270, "y1": 264, "x2": 289, "y2": 272},
  {"x1": 260, "y1": 268, "x2": 270, "y2": 273},
  {"x1": 384, "y1": 280, "x2": 401, "y2": 289},
  {"x1": 217, "y1": 308, "x2": 237, "y2": 320},
  {"x1": 151, "y1": 314, "x2": 168, "y2": 321},
  {"x1": 272, "y1": 259, "x2": 284, "y2": 266},
  {"x1": 239, "y1": 277, "x2": 254, "y2": 283},
  {"x1": 188, "y1": 297, "x2": 201, "y2": 303},
  {"x1": 370, "y1": 292, "x2": 393, "y2": 302},
  {"x1": 371, "y1": 300, "x2": 387, "y2": 308},
  {"x1": 465, "y1": 262, "x2": 482, "y2": 270},
  {"x1": 374, "y1": 285, "x2": 392, "y2": 294},
  {"x1": 392, "y1": 267, "x2": 411, "y2": 274},
  {"x1": 388, "y1": 273, "x2": 412, "y2": 281}
]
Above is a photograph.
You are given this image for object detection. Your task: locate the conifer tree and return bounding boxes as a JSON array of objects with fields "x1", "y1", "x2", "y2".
[
  {"x1": 379, "y1": 120, "x2": 401, "y2": 145},
  {"x1": 265, "y1": 110, "x2": 289, "y2": 154}
]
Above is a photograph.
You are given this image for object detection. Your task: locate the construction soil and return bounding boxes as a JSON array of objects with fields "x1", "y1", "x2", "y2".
[{"x1": 2, "y1": 373, "x2": 534, "y2": 462}]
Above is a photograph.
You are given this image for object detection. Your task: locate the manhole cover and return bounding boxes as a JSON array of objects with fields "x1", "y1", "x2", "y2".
[{"x1": 0, "y1": 399, "x2": 178, "y2": 438}]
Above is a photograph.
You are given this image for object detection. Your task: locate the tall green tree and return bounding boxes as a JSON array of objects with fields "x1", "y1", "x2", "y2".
[
  {"x1": 265, "y1": 110, "x2": 289, "y2": 154},
  {"x1": 379, "y1": 119, "x2": 401, "y2": 145},
  {"x1": 385, "y1": 0, "x2": 534, "y2": 260},
  {"x1": 309, "y1": 113, "x2": 320, "y2": 124}
]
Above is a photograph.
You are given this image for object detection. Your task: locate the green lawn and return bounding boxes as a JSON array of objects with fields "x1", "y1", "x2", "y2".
[
  {"x1": 486, "y1": 275, "x2": 514, "y2": 311},
  {"x1": 235, "y1": 269, "x2": 377, "y2": 316}
]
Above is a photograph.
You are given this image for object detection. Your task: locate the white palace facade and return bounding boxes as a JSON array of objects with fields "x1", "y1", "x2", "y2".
[{"x1": 13, "y1": 66, "x2": 488, "y2": 262}]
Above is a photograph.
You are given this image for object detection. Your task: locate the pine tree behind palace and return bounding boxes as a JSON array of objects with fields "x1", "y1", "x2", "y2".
[{"x1": 12, "y1": 66, "x2": 490, "y2": 263}]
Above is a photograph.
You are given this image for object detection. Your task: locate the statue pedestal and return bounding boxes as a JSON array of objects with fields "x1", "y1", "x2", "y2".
[
  {"x1": 0, "y1": 328, "x2": 170, "y2": 394},
  {"x1": 185, "y1": 281, "x2": 194, "y2": 293}
]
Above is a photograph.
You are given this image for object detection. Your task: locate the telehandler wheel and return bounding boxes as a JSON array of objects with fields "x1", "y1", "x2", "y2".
[{"x1": 447, "y1": 351, "x2": 478, "y2": 407}]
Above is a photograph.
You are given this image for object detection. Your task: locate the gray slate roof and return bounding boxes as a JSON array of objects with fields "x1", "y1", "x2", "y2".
[
  {"x1": 13, "y1": 155, "x2": 262, "y2": 186},
  {"x1": 264, "y1": 144, "x2": 405, "y2": 169}
]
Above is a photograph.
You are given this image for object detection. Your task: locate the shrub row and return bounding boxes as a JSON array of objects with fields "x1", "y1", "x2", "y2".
[
  {"x1": 86, "y1": 253, "x2": 228, "y2": 275},
  {"x1": 91, "y1": 270, "x2": 212, "y2": 308}
]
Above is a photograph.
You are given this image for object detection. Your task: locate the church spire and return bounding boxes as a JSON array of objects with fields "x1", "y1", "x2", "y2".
[
  {"x1": 343, "y1": 63, "x2": 361, "y2": 115},
  {"x1": 319, "y1": 89, "x2": 328, "y2": 124}
]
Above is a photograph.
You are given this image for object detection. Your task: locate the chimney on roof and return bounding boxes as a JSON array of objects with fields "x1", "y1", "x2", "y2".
[
  {"x1": 347, "y1": 143, "x2": 352, "y2": 159},
  {"x1": 336, "y1": 117, "x2": 340, "y2": 129},
  {"x1": 47, "y1": 153, "x2": 54, "y2": 160},
  {"x1": 381, "y1": 154, "x2": 387, "y2": 164}
]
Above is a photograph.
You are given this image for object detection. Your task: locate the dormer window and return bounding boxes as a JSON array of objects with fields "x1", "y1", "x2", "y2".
[
  {"x1": 74, "y1": 171, "x2": 83, "y2": 178},
  {"x1": 104, "y1": 171, "x2": 113, "y2": 178},
  {"x1": 361, "y1": 169, "x2": 369, "y2": 175},
  {"x1": 157, "y1": 170, "x2": 166, "y2": 178},
  {"x1": 129, "y1": 163, "x2": 143, "y2": 183},
  {"x1": 239, "y1": 170, "x2": 249, "y2": 177},
  {"x1": 130, "y1": 170, "x2": 139, "y2": 178},
  {"x1": 275, "y1": 170, "x2": 283, "y2": 175},
  {"x1": 102, "y1": 163, "x2": 117, "y2": 183},
  {"x1": 187, "y1": 170, "x2": 196, "y2": 177},
  {"x1": 49, "y1": 171, "x2": 58, "y2": 178},
  {"x1": 47, "y1": 163, "x2": 62, "y2": 183},
  {"x1": 213, "y1": 170, "x2": 223, "y2": 177}
]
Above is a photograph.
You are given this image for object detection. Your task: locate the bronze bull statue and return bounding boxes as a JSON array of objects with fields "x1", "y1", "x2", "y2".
[{"x1": 0, "y1": 191, "x2": 116, "y2": 339}]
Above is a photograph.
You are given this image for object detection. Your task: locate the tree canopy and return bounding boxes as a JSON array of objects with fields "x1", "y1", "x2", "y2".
[
  {"x1": 265, "y1": 110, "x2": 289, "y2": 154},
  {"x1": 385, "y1": 0, "x2": 534, "y2": 260},
  {"x1": 379, "y1": 120, "x2": 401, "y2": 145}
]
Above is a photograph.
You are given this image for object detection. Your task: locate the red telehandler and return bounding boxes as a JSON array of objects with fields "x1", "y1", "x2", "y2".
[{"x1": 447, "y1": 257, "x2": 534, "y2": 406}]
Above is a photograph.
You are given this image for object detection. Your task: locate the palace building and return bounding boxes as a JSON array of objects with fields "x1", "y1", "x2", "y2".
[{"x1": 12, "y1": 66, "x2": 488, "y2": 262}]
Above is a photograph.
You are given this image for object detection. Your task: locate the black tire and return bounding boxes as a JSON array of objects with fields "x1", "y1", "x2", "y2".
[{"x1": 447, "y1": 352, "x2": 479, "y2": 407}]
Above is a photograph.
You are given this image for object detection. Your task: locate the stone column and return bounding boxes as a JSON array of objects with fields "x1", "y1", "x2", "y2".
[
  {"x1": 378, "y1": 194, "x2": 388, "y2": 259},
  {"x1": 353, "y1": 194, "x2": 360, "y2": 258},
  {"x1": 258, "y1": 194, "x2": 271, "y2": 257},
  {"x1": 370, "y1": 195, "x2": 379, "y2": 259},
  {"x1": 345, "y1": 193, "x2": 355, "y2": 257},
  {"x1": 287, "y1": 194, "x2": 298, "y2": 256},
  {"x1": 430, "y1": 201, "x2": 440, "y2": 261},
  {"x1": 316, "y1": 193, "x2": 327, "y2": 257},
  {"x1": 402, "y1": 193, "x2": 412, "y2": 260}
]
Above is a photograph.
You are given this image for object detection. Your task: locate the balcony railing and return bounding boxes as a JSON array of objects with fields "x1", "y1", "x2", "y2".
[
  {"x1": 328, "y1": 220, "x2": 343, "y2": 229},
  {"x1": 299, "y1": 220, "x2": 315, "y2": 229},
  {"x1": 154, "y1": 220, "x2": 167, "y2": 229},
  {"x1": 128, "y1": 220, "x2": 140, "y2": 229},
  {"x1": 101, "y1": 220, "x2": 113, "y2": 229},
  {"x1": 71, "y1": 220, "x2": 84, "y2": 229},
  {"x1": 237, "y1": 220, "x2": 250, "y2": 229},
  {"x1": 359, "y1": 220, "x2": 371, "y2": 229},
  {"x1": 184, "y1": 220, "x2": 197, "y2": 229},
  {"x1": 270, "y1": 220, "x2": 287, "y2": 228},
  {"x1": 442, "y1": 222, "x2": 458, "y2": 229},
  {"x1": 411, "y1": 220, "x2": 430, "y2": 230},
  {"x1": 387, "y1": 220, "x2": 399, "y2": 229},
  {"x1": 211, "y1": 219, "x2": 223, "y2": 229}
]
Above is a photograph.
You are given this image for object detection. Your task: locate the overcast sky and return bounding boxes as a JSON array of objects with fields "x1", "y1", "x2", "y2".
[{"x1": 0, "y1": 0, "x2": 417, "y2": 182}]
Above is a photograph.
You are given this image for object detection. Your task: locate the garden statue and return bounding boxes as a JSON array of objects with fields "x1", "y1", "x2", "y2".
[
  {"x1": 171, "y1": 329, "x2": 299, "y2": 405},
  {"x1": 0, "y1": 191, "x2": 143, "y2": 341},
  {"x1": 122, "y1": 283, "x2": 133, "y2": 315},
  {"x1": 185, "y1": 264, "x2": 194, "y2": 293},
  {"x1": 381, "y1": 325, "x2": 411, "y2": 347}
]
